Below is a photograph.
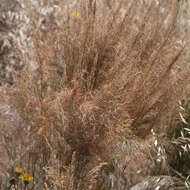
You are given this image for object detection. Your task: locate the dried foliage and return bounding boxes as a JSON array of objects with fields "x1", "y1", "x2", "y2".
[{"x1": 0, "y1": 0, "x2": 190, "y2": 189}]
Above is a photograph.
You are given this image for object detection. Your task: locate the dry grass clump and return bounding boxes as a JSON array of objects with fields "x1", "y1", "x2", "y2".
[{"x1": 0, "y1": 0, "x2": 190, "y2": 189}]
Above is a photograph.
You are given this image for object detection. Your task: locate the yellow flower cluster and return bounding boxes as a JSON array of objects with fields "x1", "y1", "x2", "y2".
[
  {"x1": 15, "y1": 167, "x2": 23, "y2": 174},
  {"x1": 15, "y1": 167, "x2": 33, "y2": 181},
  {"x1": 20, "y1": 173, "x2": 33, "y2": 181},
  {"x1": 8, "y1": 167, "x2": 34, "y2": 188}
]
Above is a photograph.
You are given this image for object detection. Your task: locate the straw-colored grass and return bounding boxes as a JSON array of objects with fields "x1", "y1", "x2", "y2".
[{"x1": 0, "y1": 0, "x2": 190, "y2": 189}]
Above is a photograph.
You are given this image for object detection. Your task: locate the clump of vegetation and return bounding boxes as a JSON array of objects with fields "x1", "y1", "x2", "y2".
[{"x1": 0, "y1": 0, "x2": 190, "y2": 189}]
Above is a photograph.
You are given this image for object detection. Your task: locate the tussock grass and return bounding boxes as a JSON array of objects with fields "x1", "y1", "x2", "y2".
[{"x1": 0, "y1": 0, "x2": 190, "y2": 189}]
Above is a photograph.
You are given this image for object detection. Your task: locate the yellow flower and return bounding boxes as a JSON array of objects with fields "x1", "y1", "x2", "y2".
[
  {"x1": 15, "y1": 167, "x2": 23, "y2": 174},
  {"x1": 20, "y1": 174, "x2": 33, "y2": 181},
  {"x1": 71, "y1": 11, "x2": 80, "y2": 17}
]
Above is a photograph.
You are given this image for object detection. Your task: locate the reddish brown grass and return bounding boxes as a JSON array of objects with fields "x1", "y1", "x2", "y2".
[{"x1": 0, "y1": 0, "x2": 190, "y2": 189}]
